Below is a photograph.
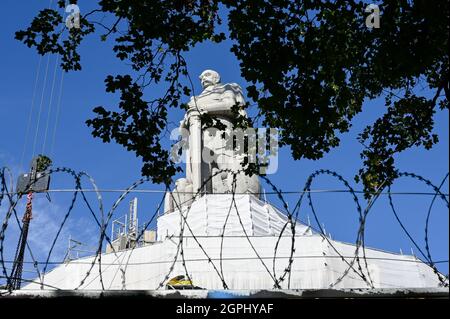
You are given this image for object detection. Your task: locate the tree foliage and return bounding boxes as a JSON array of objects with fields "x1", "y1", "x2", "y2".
[
  {"x1": 35, "y1": 154, "x2": 53, "y2": 172},
  {"x1": 15, "y1": 0, "x2": 449, "y2": 194}
]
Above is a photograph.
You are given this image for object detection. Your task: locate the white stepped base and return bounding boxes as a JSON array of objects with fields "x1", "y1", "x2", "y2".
[
  {"x1": 157, "y1": 194, "x2": 311, "y2": 240},
  {"x1": 23, "y1": 234, "x2": 441, "y2": 290},
  {"x1": 23, "y1": 195, "x2": 443, "y2": 290}
]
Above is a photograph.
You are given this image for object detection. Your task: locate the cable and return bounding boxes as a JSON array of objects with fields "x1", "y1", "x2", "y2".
[
  {"x1": 49, "y1": 70, "x2": 64, "y2": 158},
  {"x1": 31, "y1": 48, "x2": 51, "y2": 159},
  {"x1": 20, "y1": 55, "x2": 43, "y2": 169},
  {"x1": 30, "y1": 0, "x2": 55, "y2": 158},
  {"x1": 3, "y1": 188, "x2": 449, "y2": 196},
  {"x1": 41, "y1": 54, "x2": 60, "y2": 154},
  {"x1": 0, "y1": 256, "x2": 447, "y2": 267},
  {"x1": 49, "y1": 1, "x2": 68, "y2": 159}
]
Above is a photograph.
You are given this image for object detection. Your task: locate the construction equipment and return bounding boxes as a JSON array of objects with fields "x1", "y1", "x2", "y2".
[{"x1": 8, "y1": 155, "x2": 51, "y2": 290}]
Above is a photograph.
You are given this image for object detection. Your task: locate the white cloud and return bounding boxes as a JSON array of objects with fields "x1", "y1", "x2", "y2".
[{"x1": 0, "y1": 192, "x2": 99, "y2": 285}]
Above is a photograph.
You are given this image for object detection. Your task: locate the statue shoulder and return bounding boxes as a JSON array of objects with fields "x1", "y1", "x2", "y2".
[
  {"x1": 222, "y1": 83, "x2": 245, "y2": 105},
  {"x1": 219, "y1": 83, "x2": 244, "y2": 99},
  {"x1": 223, "y1": 82, "x2": 243, "y2": 93}
]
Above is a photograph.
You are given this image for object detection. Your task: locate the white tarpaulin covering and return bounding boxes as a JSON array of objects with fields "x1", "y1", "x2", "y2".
[
  {"x1": 23, "y1": 195, "x2": 445, "y2": 290},
  {"x1": 156, "y1": 194, "x2": 311, "y2": 239}
]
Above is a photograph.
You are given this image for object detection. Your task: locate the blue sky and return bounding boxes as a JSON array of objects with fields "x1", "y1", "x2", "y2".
[{"x1": 0, "y1": 1, "x2": 448, "y2": 284}]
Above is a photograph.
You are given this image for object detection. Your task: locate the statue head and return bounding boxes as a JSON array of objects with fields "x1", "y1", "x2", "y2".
[{"x1": 199, "y1": 69, "x2": 220, "y2": 89}]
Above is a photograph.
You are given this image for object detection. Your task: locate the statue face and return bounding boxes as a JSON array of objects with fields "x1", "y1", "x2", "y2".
[{"x1": 199, "y1": 70, "x2": 220, "y2": 89}]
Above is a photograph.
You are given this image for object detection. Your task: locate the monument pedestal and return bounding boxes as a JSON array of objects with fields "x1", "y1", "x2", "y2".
[
  {"x1": 157, "y1": 194, "x2": 312, "y2": 240},
  {"x1": 22, "y1": 198, "x2": 444, "y2": 290}
]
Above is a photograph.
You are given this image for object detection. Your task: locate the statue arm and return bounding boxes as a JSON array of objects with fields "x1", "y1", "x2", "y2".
[{"x1": 181, "y1": 96, "x2": 201, "y2": 129}]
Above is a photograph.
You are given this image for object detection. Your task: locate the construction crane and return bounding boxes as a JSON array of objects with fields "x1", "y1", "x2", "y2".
[{"x1": 7, "y1": 156, "x2": 51, "y2": 290}]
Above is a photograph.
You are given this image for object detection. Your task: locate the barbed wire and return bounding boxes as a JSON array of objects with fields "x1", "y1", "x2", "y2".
[
  {"x1": 2, "y1": 188, "x2": 449, "y2": 196},
  {"x1": 0, "y1": 166, "x2": 448, "y2": 293},
  {"x1": 1, "y1": 256, "x2": 447, "y2": 266}
]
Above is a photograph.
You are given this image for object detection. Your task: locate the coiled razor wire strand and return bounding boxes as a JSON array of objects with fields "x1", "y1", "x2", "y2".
[
  {"x1": 37, "y1": 168, "x2": 119, "y2": 290},
  {"x1": 224, "y1": 172, "x2": 281, "y2": 288},
  {"x1": 0, "y1": 168, "x2": 44, "y2": 289},
  {"x1": 0, "y1": 182, "x2": 25, "y2": 290},
  {"x1": 158, "y1": 169, "x2": 238, "y2": 290},
  {"x1": 81, "y1": 176, "x2": 176, "y2": 290},
  {"x1": 356, "y1": 180, "x2": 388, "y2": 289},
  {"x1": 9, "y1": 206, "x2": 43, "y2": 285},
  {"x1": 388, "y1": 186, "x2": 429, "y2": 262},
  {"x1": 88, "y1": 178, "x2": 168, "y2": 290},
  {"x1": 158, "y1": 168, "x2": 284, "y2": 290},
  {"x1": 76, "y1": 176, "x2": 130, "y2": 289},
  {"x1": 275, "y1": 170, "x2": 366, "y2": 289},
  {"x1": 156, "y1": 187, "x2": 192, "y2": 289},
  {"x1": 75, "y1": 176, "x2": 153, "y2": 290},
  {"x1": 218, "y1": 175, "x2": 240, "y2": 286},
  {"x1": 21, "y1": 168, "x2": 100, "y2": 290},
  {"x1": 39, "y1": 168, "x2": 80, "y2": 288},
  {"x1": 387, "y1": 172, "x2": 449, "y2": 287},
  {"x1": 1, "y1": 166, "x2": 449, "y2": 291},
  {"x1": 291, "y1": 170, "x2": 373, "y2": 288},
  {"x1": 1, "y1": 167, "x2": 93, "y2": 290},
  {"x1": 75, "y1": 171, "x2": 108, "y2": 290},
  {"x1": 399, "y1": 172, "x2": 449, "y2": 287},
  {"x1": 0, "y1": 167, "x2": 128, "y2": 291},
  {"x1": 207, "y1": 170, "x2": 282, "y2": 289},
  {"x1": 0, "y1": 169, "x2": 436, "y2": 292},
  {"x1": 4, "y1": 189, "x2": 446, "y2": 196},
  {"x1": 254, "y1": 174, "x2": 295, "y2": 288},
  {"x1": 169, "y1": 187, "x2": 194, "y2": 289},
  {"x1": 120, "y1": 190, "x2": 167, "y2": 289},
  {"x1": 398, "y1": 172, "x2": 449, "y2": 206},
  {"x1": 424, "y1": 174, "x2": 449, "y2": 283},
  {"x1": 1, "y1": 256, "x2": 447, "y2": 267},
  {"x1": 0, "y1": 276, "x2": 61, "y2": 295},
  {"x1": 263, "y1": 169, "x2": 374, "y2": 289}
]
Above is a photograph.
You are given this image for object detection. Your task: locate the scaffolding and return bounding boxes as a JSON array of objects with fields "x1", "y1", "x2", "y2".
[{"x1": 107, "y1": 198, "x2": 156, "y2": 253}]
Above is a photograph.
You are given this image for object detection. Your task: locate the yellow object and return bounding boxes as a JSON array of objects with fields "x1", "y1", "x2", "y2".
[{"x1": 167, "y1": 275, "x2": 193, "y2": 287}]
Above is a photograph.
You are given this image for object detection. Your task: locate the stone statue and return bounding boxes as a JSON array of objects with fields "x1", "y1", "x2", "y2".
[{"x1": 164, "y1": 70, "x2": 260, "y2": 213}]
